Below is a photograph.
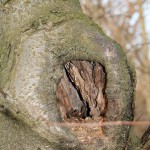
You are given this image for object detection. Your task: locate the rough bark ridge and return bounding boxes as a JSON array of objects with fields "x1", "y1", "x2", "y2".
[{"x1": 0, "y1": 0, "x2": 137, "y2": 149}]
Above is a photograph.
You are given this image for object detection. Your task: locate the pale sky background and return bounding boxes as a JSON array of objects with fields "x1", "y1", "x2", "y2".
[
  {"x1": 144, "y1": 1, "x2": 150, "y2": 58},
  {"x1": 85, "y1": 0, "x2": 150, "y2": 58}
]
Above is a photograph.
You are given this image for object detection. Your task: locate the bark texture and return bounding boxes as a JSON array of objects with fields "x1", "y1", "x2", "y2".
[{"x1": 0, "y1": 0, "x2": 138, "y2": 149}]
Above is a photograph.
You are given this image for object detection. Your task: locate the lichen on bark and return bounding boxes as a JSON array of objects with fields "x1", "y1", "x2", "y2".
[{"x1": 0, "y1": 0, "x2": 138, "y2": 149}]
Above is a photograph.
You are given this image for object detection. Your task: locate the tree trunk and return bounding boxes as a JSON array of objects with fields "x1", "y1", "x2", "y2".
[{"x1": 0, "y1": 0, "x2": 139, "y2": 149}]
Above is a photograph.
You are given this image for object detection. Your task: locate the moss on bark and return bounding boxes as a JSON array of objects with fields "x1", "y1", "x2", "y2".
[{"x1": 0, "y1": 0, "x2": 138, "y2": 149}]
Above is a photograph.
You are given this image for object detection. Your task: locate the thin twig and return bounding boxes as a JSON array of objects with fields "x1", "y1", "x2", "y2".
[{"x1": 35, "y1": 121, "x2": 150, "y2": 127}]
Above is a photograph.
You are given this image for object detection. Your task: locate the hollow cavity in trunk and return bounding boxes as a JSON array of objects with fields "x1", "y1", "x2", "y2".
[{"x1": 57, "y1": 61, "x2": 107, "y2": 122}]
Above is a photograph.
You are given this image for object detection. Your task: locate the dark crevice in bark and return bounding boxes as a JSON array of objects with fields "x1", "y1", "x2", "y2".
[
  {"x1": 0, "y1": 104, "x2": 18, "y2": 121},
  {"x1": 141, "y1": 126, "x2": 150, "y2": 147}
]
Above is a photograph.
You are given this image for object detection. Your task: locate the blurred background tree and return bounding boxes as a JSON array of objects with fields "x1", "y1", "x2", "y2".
[{"x1": 80, "y1": 0, "x2": 150, "y2": 140}]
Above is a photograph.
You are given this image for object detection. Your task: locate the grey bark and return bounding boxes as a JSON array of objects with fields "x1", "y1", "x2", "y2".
[{"x1": 0, "y1": 0, "x2": 140, "y2": 149}]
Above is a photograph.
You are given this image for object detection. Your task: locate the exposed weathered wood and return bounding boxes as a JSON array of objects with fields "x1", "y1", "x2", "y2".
[
  {"x1": 57, "y1": 61, "x2": 106, "y2": 121},
  {"x1": 57, "y1": 68, "x2": 85, "y2": 119}
]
